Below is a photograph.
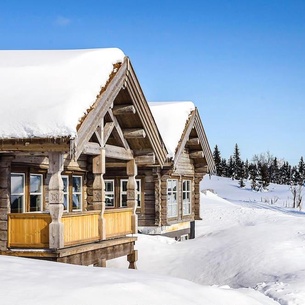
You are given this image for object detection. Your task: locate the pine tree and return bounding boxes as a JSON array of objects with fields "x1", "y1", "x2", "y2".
[
  {"x1": 249, "y1": 163, "x2": 258, "y2": 191},
  {"x1": 220, "y1": 158, "x2": 227, "y2": 177},
  {"x1": 232, "y1": 144, "x2": 243, "y2": 180},
  {"x1": 298, "y1": 156, "x2": 305, "y2": 185},
  {"x1": 213, "y1": 145, "x2": 222, "y2": 176},
  {"x1": 227, "y1": 156, "x2": 234, "y2": 179}
]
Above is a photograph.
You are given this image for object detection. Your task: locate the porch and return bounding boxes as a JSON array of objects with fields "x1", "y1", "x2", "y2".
[{"x1": 3, "y1": 208, "x2": 137, "y2": 267}]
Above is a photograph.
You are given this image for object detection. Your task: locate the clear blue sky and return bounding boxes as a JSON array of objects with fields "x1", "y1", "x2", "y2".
[{"x1": 1, "y1": 0, "x2": 304, "y2": 165}]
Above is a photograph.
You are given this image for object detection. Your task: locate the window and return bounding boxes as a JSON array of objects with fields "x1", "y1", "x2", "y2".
[
  {"x1": 30, "y1": 174, "x2": 43, "y2": 212},
  {"x1": 105, "y1": 180, "x2": 114, "y2": 207},
  {"x1": 182, "y1": 180, "x2": 191, "y2": 215},
  {"x1": 62, "y1": 175, "x2": 69, "y2": 211},
  {"x1": 11, "y1": 173, "x2": 43, "y2": 213},
  {"x1": 11, "y1": 173, "x2": 25, "y2": 213},
  {"x1": 61, "y1": 175, "x2": 83, "y2": 212},
  {"x1": 167, "y1": 179, "x2": 178, "y2": 217},
  {"x1": 120, "y1": 179, "x2": 141, "y2": 208},
  {"x1": 72, "y1": 176, "x2": 82, "y2": 211}
]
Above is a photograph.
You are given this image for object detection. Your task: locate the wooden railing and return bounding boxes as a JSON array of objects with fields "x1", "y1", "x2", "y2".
[
  {"x1": 62, "y1": 212, "x2": 100, "y2": 246},
  {"x1": 104, "y1": 208, "x2": 133, "y2": 239},
  {"x1": 8, "y1": 213, "x2": 51, "y2": 248},
  {"x1": 7, "y1": 208, "x2": 133, "y2": 249}
]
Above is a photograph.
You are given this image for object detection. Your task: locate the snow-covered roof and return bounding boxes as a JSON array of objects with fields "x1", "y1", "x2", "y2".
[
  {"x1": 0, "y1": 48, "x2": 125, "y2": 139},
  {"x1": 148, "y1": 101, "x2": 195, "y2": 158}
]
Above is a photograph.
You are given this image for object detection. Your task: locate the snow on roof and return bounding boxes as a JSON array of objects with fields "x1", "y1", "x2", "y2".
[
  {"x1": 149, "y1": 101, "x2": 195, "y2": 158},
  {"x1": 0, "y1": 48, "x2": 125, "y2": 139}
]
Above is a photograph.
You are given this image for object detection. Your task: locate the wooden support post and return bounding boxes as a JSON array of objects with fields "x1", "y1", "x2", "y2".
[
  {"x1": 94, "y1": 257, "x2": 107, "y2": 267},
  {"x1": 126, "y1": 159, "x2": 138, "y2": 234},
  {"x1": 92, "y1": 149, "x2": 106, "y2": 240},
  {"x1": 127, "y1": 250, "x2": 138, "y2": 269},
  {"x1": 48, "y1": 152, "x2": 64, "y2": 249}
]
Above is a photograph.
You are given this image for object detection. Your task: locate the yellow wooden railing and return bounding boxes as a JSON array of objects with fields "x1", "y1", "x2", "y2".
[
  {"x1": 8, "y1": 213, "x2": 51, "y2": 248},
  {"x1": 104, "y1": 208, "x2": 133, "y2": 239},
  {"x1": 7, "y1": 208, "x2": 133, "y2": 249}
]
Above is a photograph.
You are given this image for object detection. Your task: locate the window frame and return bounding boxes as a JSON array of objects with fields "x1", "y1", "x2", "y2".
[
  {"x1": 61, "y1": 174, "x2": 83, "y2": 212},
  {"x1": 10, "y1": 173, "x2": 26, "y2": 213},
  {"x1": 29, "y1": 173, "x2": 43, "y2": 212},
  {"x1": 104, "y1": 179, "x2": 115, "y2": 207},
  {"x1": 10, "y1": 172, "x2": 44, "y2": 213},
  {"x1": 120, "y1": 179, "x2": 141, "y2": 208},
  {"x1": 182, "y1": 180, "x2": 192, "y2": 216},
  {"x1": 61, "y1": 175, "x2": 69, "y2": 211},
  {"x1": 167, "y1": 179, "x2": 178, "y2": 218}
]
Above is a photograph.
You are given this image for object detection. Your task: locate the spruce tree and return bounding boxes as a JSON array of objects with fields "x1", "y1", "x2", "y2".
[
  {"x1": 213, "y1": 145, "x2": 222, "y2": 176},
  {"x1": 232, "y1": 144, "x2": 242, "y2": 180}
]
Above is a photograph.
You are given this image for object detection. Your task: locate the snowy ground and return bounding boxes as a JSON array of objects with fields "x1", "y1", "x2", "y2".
[{"x1": 1, "y1": 176, "x2": 305, "y2": 305}]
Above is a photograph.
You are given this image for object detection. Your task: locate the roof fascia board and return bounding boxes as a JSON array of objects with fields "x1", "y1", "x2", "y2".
[
  {"x1": 74, "y1": 58, "x2": 128, "y2": 160},
  {"x1": 193, "y1": 108, "x2": 215, "y2": 173},
  {"x1": 173, "y1": 111, "x2": 196, "y2": 168},
  {"x1": 125, "y1": 59, "x2": 167, "y2": 167}
]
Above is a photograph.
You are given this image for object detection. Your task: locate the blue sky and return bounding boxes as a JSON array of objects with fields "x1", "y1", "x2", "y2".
[{"x1": 1, "y1": 0, "x2": 304, "y2": 165}]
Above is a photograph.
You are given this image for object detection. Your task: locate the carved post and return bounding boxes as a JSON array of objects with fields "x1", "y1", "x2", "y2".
[
  {"x1": 92, "y1": 149, "x2": 106, "y2": 240},
  {"x1": 126, "y1": 159, "x2": 138, "y2": 234},
  {"x1": 48, "y1": 152, "x2": 64, "y2": 249}
]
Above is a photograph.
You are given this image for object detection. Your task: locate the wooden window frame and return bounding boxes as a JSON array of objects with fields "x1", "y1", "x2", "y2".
[
  {"x1": 167, "y1": 179, "x2": 178, "y2": 218},
  {"x1": 61, "y1": 174, "x2": 84, "y2": 212},
  {"x1": 104, "y1": 179, "x2": 115, "y2": 207},
  {"x1": 10, "y1": 172, "x2": 44, "y2": 213},
  {"x1": 120, "y1": 179, "x2": 141, "y2": 208},
  {"x1": 182, "y1": 180, "x2": 192, "y2": 216}
]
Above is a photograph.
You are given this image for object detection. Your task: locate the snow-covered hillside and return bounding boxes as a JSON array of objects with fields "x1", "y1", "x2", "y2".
[{"x1": 1, "y1": 176, "x2": 305, "y2": 305}]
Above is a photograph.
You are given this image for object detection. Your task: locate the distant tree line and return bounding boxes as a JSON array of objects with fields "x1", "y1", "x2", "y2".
[{"x1": 213, "y1": 144, "x2": 305, "y2": 205}]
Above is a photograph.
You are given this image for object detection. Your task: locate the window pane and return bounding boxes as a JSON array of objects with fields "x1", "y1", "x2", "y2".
[
  {"x1": 73, "y1": 194, "x2": 81, "y2": 209},
  {"x1": 121, "y1": 194, "x2": 127, "y2": 207},
  {"x1": 105, "y1": 181, "x2": 113, "y2": 192},
  {"x1": 62, "y1": 177, "x2": 68, "y2": 193},
  {"x1": 73, "y1": 176, "x2": 81, "y2": 192},
  {"x1": 11, "y1": 175, "x2": 24, "y2": 194},
  {"x1": 105, "y1": 194, "x2": 114, "y2": 207},
  {"x1": 11, "y1": 195, "x2": 23, "y2": 213},
  {"x1": 122, "y1": 181, "x2": 127, "y2": 191},
  {"x1": 30, "y1": 195, "x2": 41, "y2": 212},
  {"x1": 30, "y1": 175, "x2": 42, "y2": 193},
  {"x1": 62, "y1": 177, "x2": 68, "y2": 210},
  {"x1": 11, "y1": 174, "x2": 24, "y2": 213}
]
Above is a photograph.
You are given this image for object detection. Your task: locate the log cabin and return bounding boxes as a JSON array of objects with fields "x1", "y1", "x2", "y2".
[
  {"x1": 137, "y1": 102, "x2": 215, "y2": 240},
  {"x1": 0, "y1": 48, "x2": 167, "y2": 267}
]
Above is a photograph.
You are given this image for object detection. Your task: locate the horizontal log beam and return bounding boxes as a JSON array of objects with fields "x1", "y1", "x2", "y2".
[
  {"x1": 135, "y1": 153, "x2": 155, "y2": 165},
  {"x1": 190, "y1": 151, "x2": 205, "y2": 159},
  {"x1": 82, "y1": 142, "x2": 101, "y2": 155},
  {"x1": 105, "y1": 144, "x2": 133, "y2": 160},
  {"x1": 0, "y1": 143, "x2": 70, "y2": 152},
  {"x1": 123, "y1": 129, "x2": 146, "y2": 139},
  {"x1": 195, "y1": 166, "x2": 208, "y2": 173},
  {"x1": 186, "y1": 138, "x2": 200, "y2": 146},
  {"x1": 133, "y1": 149, "x2": 154, "y2": 156},
  {"x1": 112, "y1": 105, "x2": 136, "y2": 115}
]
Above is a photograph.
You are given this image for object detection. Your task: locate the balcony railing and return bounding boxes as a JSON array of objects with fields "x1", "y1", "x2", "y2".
[{"x1": 7, "y1": 208, "x2": 133, "y2": 249}]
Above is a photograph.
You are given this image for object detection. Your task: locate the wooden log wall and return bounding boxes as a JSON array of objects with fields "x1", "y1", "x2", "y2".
[{"x1": 0, "y1": 156, "x2": 13, "y2": 251}]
